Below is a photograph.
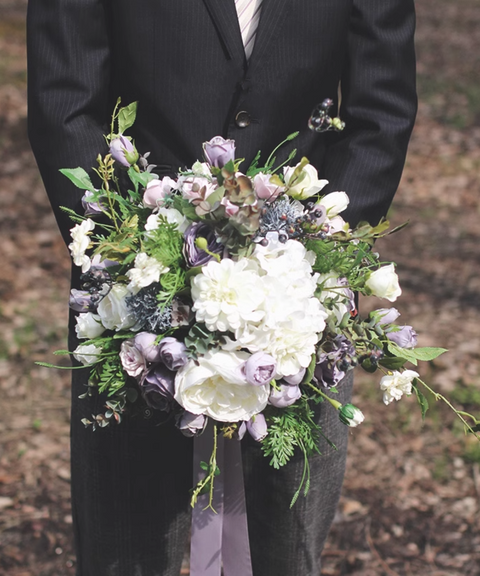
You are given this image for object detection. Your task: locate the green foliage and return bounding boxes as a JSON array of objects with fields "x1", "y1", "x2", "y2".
[
  {"x1": 59, "y1": 167, "x2": 96, "y2": 192},
  {"x1": 412, "y1": 380, "x2": 429, "y2": 420},
  {"x1": 387, "y1": 342, "x2": 448, "y2": 367},
  {"x1": 143, "y1": 217, "x2": 184, "y2": 268},
  {"x1": 118, "y1": 101, "x2": 138, "y2": 134}
]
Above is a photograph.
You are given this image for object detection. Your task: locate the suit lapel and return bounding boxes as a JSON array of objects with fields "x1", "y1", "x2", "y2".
[
  {"x1": 202, "y1": 0, "x2": 246, "y2": 66},
  {"x1": 247, "y1": 0, "x2": 290, "y2": 76}
]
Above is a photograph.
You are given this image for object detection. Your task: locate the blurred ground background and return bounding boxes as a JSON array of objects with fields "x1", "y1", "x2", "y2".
[{"x1": 0, "y1": 0, "x2": 480, "y2": 574}]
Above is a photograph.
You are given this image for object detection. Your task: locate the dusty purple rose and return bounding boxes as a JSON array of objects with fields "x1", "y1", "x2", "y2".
[
  {"x1": 387, "y1": 326, "x2": 418, "y2": 349},
  {"x1": 141, "y1": 364, "x2": 175, "y2": 411},
  {"x1": 203, "y1": 136, "x2": 236, "y2": 168},
  {"x1": 110, "y1": 135, "x2": 139, "y2": 167},
  {"x1": 269, "y1": 383, "x2": 302, "y2": 408},
  {"x1": 158, "y1": 337, "x2": 188, "y2": 371},
  {"x1": 82, "y1": 190, "x2": 106, "y2": 216},
  {"x1": 338, "y1": 277, "x2": 356, "y2": 315},
  {"x1": 120, "y1": 340, "x2": 146, "y2": 378},
  {"x1": 283, "y1": 368, "x2": 306, "y2": 386},
  {"x1": 183, "y1": 222, "x2": 223, "y2": 267},
  {"x1": 69, "y1": 289, "x2": 94, "y2": 313},
  {"x1": 133, "y1": 332, "x2": 162, "y2": 363},
  {"x1": 246, "y1": 414, "x2": 268, "y2": 442},
  {"x1": 253, "y1": 173, "x2": 284, "y2": 202},
  {"x1": 243, "y1": 352, "x2": 276, "y2": 386},
  {"x1": 314, "y1": 361, "x2": 345, "y2": 389},
  {"x1": 143, "y1": 177, "x2": 177, "y2": 209},
  {"x1": 373, "y1": 308, "x2": 401, "y2": 326},
  {"x1": 176, "y1": 411, "x2": 207, "y2": 437}
]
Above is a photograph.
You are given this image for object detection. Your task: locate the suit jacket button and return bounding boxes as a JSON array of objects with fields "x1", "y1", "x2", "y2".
[{"x1": 235, "y1": 111, "x2": 251, "y2": 128}]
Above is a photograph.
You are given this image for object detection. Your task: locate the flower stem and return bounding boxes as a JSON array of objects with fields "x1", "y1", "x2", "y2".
[{"x1": 306, "y1": 382, "x2": 342, "y2": 410}]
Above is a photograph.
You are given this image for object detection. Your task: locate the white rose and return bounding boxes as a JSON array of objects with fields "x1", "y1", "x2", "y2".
[
  {"x1": 73, "y1": 343, "x2": 103, "y2": 365},
  {"x1": 319, "y1": 191, "x2": 349, "y2": 217},
  {"x1": 144, "y1": 207, "x2": 189, "y2": 234},
  {"x1": 174, "y1": 350, "x2": 269, "y2": 422},
  {"x1": 96, "y1": 284, "x2": 137, "y2": 331},
  {"x1": 284, "y1": 162, "x2": 328, "y2": 200},
  {"x1": 365, "y1": 264, "x2": 402, "y2": 302},
  {"x1": 126, "y1": 252, "x2": 169, "y2": 293},
  {"x1": 379, "y1": 370, "x2": 419, "y2": 405},
  {"x1": 68, "y1": 218, "x2": 95, "y2": 273},
  {"x1": 75, "y1": 312, "x2": 105, "y2": 339}
]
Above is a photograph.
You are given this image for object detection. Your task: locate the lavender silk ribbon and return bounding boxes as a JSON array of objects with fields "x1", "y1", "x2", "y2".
[{"x1": 191, "y1": 423, "x2": 253, "y2": 576}]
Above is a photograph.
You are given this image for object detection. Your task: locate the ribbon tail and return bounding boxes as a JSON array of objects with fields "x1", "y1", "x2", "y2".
[
  {"x1": 222, "y1": 438, "x2": 253, "y2": 576},
  {"x1": 190, "y1": 422, "x2": 225, "y2": 576}
]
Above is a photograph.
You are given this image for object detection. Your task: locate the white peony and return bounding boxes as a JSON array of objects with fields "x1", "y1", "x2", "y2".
[
  {"x1": 174, "y1": 350, "x2": 269, "y2": 422},
  {"x1": 126, "y1": 252, "x2": 169, "y2": 293},
  {"x1": 191, "y1": 258, "x2": 266, "y2": 332},
  {"x1": 68, "y1": 218, "x2": 95, "y2": 273},
  {"x1": 75, "y1": 312, "x2": 105, "y2": 340},
  {"x1": 73, "y1": 343, "x2": 103, "y2": 365},
  {"x1": 144, "y1": 207, "x2": 189, "y2": 234},
  {"x1": 366, "y1": 264, "x2": 402, "y2": 302},
  {"x1": 284, "y1": 162, "x2": 328, "y2": 200},
  {"x1": 96, "y1": 284, "x2": 137, "y2": 331},
  {"x1": 379, "y1": 370, "x2": 419, "y2": 405}
]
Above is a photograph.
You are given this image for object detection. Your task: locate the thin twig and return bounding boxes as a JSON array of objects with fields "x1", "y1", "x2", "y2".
[{"x1": 365, "y1": 518, "x2": 401, "y2": 576}]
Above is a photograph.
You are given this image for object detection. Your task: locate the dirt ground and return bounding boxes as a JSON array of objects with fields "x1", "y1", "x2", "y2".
[{"x1": 1, "y1": 1, "x2": 480, "y2": 575}]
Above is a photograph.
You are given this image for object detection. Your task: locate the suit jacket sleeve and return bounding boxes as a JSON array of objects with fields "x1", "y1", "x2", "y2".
[
  {"x1": 321, "y1": 0, "x2": 417, "y2": 227},
  {"x1": 27, "y1": 0, "x2": 111, "y2": 245}
]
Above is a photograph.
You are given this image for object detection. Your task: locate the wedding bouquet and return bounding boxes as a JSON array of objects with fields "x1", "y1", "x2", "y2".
[{"x1": 44, "y1": 100, "x2": 479, "y2": 505}]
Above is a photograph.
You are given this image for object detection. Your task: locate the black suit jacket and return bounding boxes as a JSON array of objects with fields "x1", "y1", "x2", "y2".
[{"x1": 27, "y1": 0, "x2": 417, "y2": 245}]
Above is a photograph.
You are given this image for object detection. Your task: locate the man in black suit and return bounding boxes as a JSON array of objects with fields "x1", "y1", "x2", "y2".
[{"x1": 27, "y1": 1, "x2": 417, "y2": 575}]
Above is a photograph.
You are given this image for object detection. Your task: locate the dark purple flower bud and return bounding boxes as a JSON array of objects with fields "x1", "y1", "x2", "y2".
[
  {"x1": 314, "y1": 361, "x2": 345, "y2": 389},
  {"x1": 141, "y1": 364, "x2": 175, "y2": 412},
  {"x1": 134, "y1": 332, "x2": 162, "y2": 363},
  {"x1": 243, "y1": 352, "x2": 276, "y2": 386},
  {"x1": 183, "y1": 222, "x2": 223, "y2": 267},
  {"x1": 246, "y1": 414, "x2": 268, "y2": 442},
  {"x1": 110, "y1": 135, "x2": 139, "y2": 167},
  {"x1": 176, "y1": 411, "x2": 207, "y2": 437},
  {"x1": 372, "y1": 308, "x2": 401, "y2": 326},
  {"x1": 203, "y1": 136, "x2": 236, "y2": 168},
  {"x1": 158, "y1": 337, "x2": 188, "y2": 371},
  {"x1": 69, "y1": 289, "x2": 94, "y2": 312},
  {"x1": 81, "y1": 190, "x2": 106, "y2": 216},
  {"x1": 269, "y1": 383, "x2": 302, "y2": 408},
  {"x1": 387, "y1": 326, "x2": 418, "y2": 349},
  {"x1": 283, "y1": 368, "x2": 306, "y2": 386}
]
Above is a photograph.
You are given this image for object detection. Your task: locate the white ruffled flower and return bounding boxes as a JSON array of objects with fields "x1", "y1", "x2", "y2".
[
  {"x1": 75, "y1": 312, "x2": 105, "y2": 340},
  {"x1": 284, "y1": 162, "x2": 328, "y2": 200},
  {"x1": 96, "y1": 284, "x2": 137, "y2": 331},
  {"x1": 174, "y1": 350, "x2": 269, "y2": 422},
  {"x1": 73, "y1": 343, "x2": 103, "y2": 365},
  {"x1": 191, "y1": 258, "x2": 266, "y2": 332},
  {"x1": 379, "y1": 370, "x2": 419, "y2": 405},
  {"x1": 144, "y1": 207, "x2": 189, "y2": 235},
  {"x1": 126, "y1": 252, "x2": 169, "y2": 293},
  {"x1": 68, "y1": 218, "x2": 95, "y2": 273},
  {"x1": 366, "y1": 264, "x2": 402, "y2": 302}
]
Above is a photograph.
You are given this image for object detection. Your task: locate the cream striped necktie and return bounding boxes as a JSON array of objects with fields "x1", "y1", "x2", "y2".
[{"x1": 235, "y1": 0, "x2": 263, "y2": 60}]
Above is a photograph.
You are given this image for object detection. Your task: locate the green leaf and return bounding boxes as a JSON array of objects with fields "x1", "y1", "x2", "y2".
[
  {"x1": 206, "y1": 185, "x2": 226, "y2": 207},
  {"x1": 128, "y1": 167, "x2": 155, "y2": 192},
  {"x1": 59, "y1": 167, "x2": 96, "y2": 192},
  {"x1": 412, "y1": 381, "x2": 429, "y2": 420},
  {"x1": 301, "y1": 354, "x2": 316, "y2": 385},
  {"x1": 409, "y1": 347, "x2": 448, "y2": 362},
  {"x1": 379, "y1": 356, "x2": 407, "y2": 370},
  {"x1": 387, "y1": 342, "x2": 418, "y2": 366},
  {"x1": 118, "y1": 101, "x2": 138, "y2": 134}
]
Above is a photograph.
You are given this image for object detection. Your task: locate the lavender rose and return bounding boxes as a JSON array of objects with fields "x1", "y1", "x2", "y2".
[
  {"x1": 69, "y1": 289, "x2": 94, "y2": 313},
  {"x1": 141, "y1": 364, "x2": 176, "y2": 411},
  {"x1": 82, "y1": 190, "x2": 106, "y2": 216},
  {"x1": 183, "y1": 222, "x2": 223, "y2": 267},
  {"x1": 158, "y1": 337, "x2": 188, "y2": 371},
  {"x1": 269, "y1": 383, "x2": 302, "y2": 408},
  {"x1": 372, "y1": 308, "x2": 401, "y2": 326},
  {"x1": 120, "y1": 340, "x2": 146, "y2": 378},
  {"x1": 133, "y1": 332, "x2": 162, "y2": 363},
  {"x1": 253, "y1": 173, "x2": 284, "y2": 202},
  {"x1": 203, "y1": 136, "x2": 235, "y2": 168},
  {"x1": 243, "y1": 352, "x2": 276, "y2": 386},
  {"x1": 283, "y1": 368, "x2": 306, "y2": 386},
  {"x1": 246, "y1": 414, "x2": 268, "y2": 442},
  {"x1": 143, "y1": 176, "x2": 177, "y2": 209},
  {"x1": 176, "y1": 411, "x2": 207, "y2": 437},
  {"x1": 110, "y1": 135, "x2": 139, "y2": 167},
  {"x1": 387, "y1": 326, "x2": 418, "y2": 349}
]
